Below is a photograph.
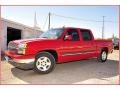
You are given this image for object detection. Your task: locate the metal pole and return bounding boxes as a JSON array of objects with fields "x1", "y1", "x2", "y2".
[
  {"x1": 102, "y1": 16, "x2": 105, "y2": 39},
  {"x1": 34, "y1": 12, "x2": 37, "y2": 38},
  {"x1": 48, "y1": 12, "x2": 51, "y2": 30},
  {"x1": 34, "y1": 12, "x2": 37, "y2": 28}
]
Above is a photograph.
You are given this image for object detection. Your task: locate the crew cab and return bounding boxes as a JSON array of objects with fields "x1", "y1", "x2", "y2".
[{"x1": 5, "y1": 27, "x2": 113, "y2": 74}]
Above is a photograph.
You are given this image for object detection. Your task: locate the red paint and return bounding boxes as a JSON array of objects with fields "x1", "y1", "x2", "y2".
[{"x1": 5, "y1": 27, "x2": 113, "y2": 63}]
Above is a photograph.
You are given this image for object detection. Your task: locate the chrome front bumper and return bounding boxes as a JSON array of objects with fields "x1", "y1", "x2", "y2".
[{"x1": 5, "y1": 56, "x2": 34, "y2": 70}]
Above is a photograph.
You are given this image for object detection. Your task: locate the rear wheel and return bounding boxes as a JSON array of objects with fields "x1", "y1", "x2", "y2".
[
  {"x1": 98, "y1": 50, "x2": 108, "y2": 62},
  {"x1": 33, "y1": 52, "x2": 56, "y2": 74}
]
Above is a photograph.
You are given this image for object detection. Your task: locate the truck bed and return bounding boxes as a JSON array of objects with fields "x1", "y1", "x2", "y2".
[{"x1": 95, "y1": 39, "x2": 113, "y2": 53}]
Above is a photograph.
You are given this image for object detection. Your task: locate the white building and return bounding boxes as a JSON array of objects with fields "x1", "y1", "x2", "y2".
[{"x1": 1, "y1": 18, "x2": 43, "y2": 52}]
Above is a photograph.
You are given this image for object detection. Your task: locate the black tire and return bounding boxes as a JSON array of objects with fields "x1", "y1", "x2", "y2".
[
  {"x1": 116, "y1": 46, "x2": 119, "y2": 50},
  {"x1": 33, "y1": 52, "x2": 56, "y2": 74},
  {"x1": 98, "y1": 50, "x2": 108, "y2": 62},
  {"x1": 2, "y1": 55, "x2": 11, "y2": 61},
  {"x1": 114, "y1": 46, "x2": 119, "y2": 50},
  {"x1": 2, "y1": 55, "x2": 7, "y2": 61}
]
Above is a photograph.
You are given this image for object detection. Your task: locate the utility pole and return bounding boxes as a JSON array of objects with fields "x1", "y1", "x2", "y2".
[
  {"x1": 34, "y1": 12, "x2": 37, "y2": 28},
  {"x1": 102, "y1": 16, "x2": 105, "y2": 39},
  {"x1": 48, "y1": 12, "x2": 51, "y2": 30},
  {"x1": 34, "y1": 12, "x2": 37, "y2": 38}
]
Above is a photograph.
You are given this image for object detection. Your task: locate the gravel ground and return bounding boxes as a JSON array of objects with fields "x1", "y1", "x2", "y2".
[{"x1": 1, "y1": 50, "x2": 119, "y2": 84}]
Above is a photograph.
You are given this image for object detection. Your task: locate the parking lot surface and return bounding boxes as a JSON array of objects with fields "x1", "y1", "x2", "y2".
[{"x1": 1, "y1": 50, "x2": 119, "y2": 84}]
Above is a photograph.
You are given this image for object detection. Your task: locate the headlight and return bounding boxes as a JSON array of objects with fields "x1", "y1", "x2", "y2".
[{"x1": 17, "y1": 43, "x2": 27, "y2": 54}]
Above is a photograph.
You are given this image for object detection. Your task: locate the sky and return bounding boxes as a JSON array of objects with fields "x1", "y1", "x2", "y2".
[{"x1": 1, "y1": 6, "x2": 119, "y2": 39}]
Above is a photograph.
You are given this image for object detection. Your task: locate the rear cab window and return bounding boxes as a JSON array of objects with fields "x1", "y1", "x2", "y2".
[{"x1": 80, "y1": 29, "x2": 92, "y2": 41}]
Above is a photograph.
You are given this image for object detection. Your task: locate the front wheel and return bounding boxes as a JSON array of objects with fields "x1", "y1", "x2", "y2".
[
  {"x1": 98, "y1": 50, "x2": 108, "y2": 62},
  {"x1": 33, "y1": 52, "x2": 56, "y2": 74}
]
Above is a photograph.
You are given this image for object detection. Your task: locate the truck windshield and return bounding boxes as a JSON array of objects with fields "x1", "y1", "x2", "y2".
[{"x1": 39, "y1": 28, "x2": 63, "y2": 39}]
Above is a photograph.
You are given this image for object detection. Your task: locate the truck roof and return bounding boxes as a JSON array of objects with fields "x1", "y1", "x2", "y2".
[{"x1": 52, "y1": 27, "x2": 91, "y2": 31}]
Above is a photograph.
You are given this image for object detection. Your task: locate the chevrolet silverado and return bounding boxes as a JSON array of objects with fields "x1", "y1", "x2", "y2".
[{"x1": 5, "y1": 27, "x2": 113, "y2": 74}]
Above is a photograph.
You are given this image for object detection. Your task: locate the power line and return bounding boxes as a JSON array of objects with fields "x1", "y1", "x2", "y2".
[
  {"x1": 51, "y1": 13, "x2": 118, "y2": 23},
  {"x1": 105, "y1": 20, "x2": 118, "y2": 23},
  {"x1": 42, "y1": 12, "x2": 118, "y2": 32},
  {"x1": 52, "y1": 13, "x2": 101, "y2": 22}
]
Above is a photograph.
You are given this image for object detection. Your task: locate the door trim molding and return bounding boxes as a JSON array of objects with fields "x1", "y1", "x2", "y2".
[{"x1": 61, "y1": 50, "x2": 96, "y2": 56}]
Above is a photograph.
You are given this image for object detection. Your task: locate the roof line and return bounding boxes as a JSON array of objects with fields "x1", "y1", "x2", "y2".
[{"x1": 1, "y1": 18, "x2": 41, "y2": 30}]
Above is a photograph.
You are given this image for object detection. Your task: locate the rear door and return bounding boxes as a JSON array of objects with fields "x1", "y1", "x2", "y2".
[{"x1": 79, "y1": 29, "x2": 97, "y2": 58}]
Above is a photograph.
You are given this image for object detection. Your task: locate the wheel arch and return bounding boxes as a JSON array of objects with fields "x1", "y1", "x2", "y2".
[
  {"x1": 35, "y1": 49, "x2": 58, "y2": 62},
  {"x1": 101, "y1": 47, "x2": 108, "y2": 53}
]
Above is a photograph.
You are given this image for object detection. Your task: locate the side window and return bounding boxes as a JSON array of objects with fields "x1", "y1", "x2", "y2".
[
  {"x1": 66, "y1": 29, "x2": 80, "y2": 41},
  {"x1": 81, "y1": 30, "x2": 92, "y2": 41}
]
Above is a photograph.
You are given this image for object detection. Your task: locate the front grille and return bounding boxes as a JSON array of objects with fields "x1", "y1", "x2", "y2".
[{"x1": 8, "y1": 42, "x2": 18, "y2": 52}]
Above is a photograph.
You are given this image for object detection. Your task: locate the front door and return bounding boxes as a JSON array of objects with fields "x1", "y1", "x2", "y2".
[{"x1": 60, "y1": 28, "x2": 82, "y2": 62}]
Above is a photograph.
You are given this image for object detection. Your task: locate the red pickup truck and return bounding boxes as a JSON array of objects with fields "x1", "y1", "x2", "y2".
[{"x1": 5, "y1": 27, "x2": 113, "y2": 74}]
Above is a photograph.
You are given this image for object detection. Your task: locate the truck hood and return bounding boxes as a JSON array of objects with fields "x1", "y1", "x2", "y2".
[{"x1": 13, "y1": 38, "x2": 52, "y2": 44}]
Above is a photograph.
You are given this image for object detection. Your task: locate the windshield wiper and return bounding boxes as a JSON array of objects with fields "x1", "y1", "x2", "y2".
[{"x1": 41, "y1": 37, "x2": 48, "y2": 38}]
